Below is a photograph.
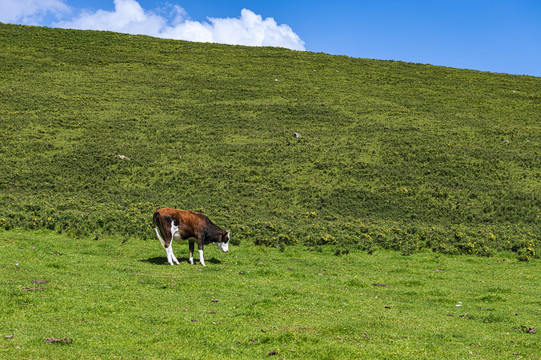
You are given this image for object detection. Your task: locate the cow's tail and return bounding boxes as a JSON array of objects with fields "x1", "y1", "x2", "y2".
[{"x1": 153, "y1": 211, "x2": 166, "y2": 250}]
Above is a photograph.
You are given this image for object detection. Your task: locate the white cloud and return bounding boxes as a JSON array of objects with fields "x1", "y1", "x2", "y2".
[
  {"x1": 54, "y1": 0, "x2": 305, "y2": 51},
  {"x1": 55, "y1": 0, "x2": 166, "y2": 35},
  {"x1": 0, "y1": 0, "x2": 69, "y2": 24},
  {"x1": 207, "y1": 9, "x2": 305, "y2": 50}
]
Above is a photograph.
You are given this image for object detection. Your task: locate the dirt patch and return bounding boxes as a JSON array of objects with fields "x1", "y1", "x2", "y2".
[
  {"x1": 279, "y1": 326, "x2": 316, "y2": 333},
  {"x1": 517, "y1": 326, "x2": 536, "y2": 334},
  {"x1": 45, "y1": 338, "x2": 72, "y2": 344}
]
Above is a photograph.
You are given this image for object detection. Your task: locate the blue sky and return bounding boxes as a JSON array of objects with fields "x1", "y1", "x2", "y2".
[{"x1": 2, "y1": 0, "x2": 540, "y2": 77}]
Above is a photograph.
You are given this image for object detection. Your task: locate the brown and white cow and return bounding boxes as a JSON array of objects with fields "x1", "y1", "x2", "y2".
[{"x1": 153, "y1": 208, "x2": 230, "y2": 266}]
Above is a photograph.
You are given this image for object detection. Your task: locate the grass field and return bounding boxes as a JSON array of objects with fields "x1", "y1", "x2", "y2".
[
  {"x1": 1, "y1": 229, "x2": 539, "y2": 359},
  {"x1": 1, "y1": 23, "x2": 540, "y2": 258},
  {"x1": 0, "y1": 23, "x2": 540, "y2": 358}
]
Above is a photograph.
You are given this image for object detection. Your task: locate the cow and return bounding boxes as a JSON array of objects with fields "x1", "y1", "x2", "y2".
[{"x1": 153, "y1": 208, "x2": 230, "y2": 266}]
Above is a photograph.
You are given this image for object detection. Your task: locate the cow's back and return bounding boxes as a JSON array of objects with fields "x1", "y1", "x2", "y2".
[{"x1": 155, "y1": 208, "x2": 209, "y2": 239}]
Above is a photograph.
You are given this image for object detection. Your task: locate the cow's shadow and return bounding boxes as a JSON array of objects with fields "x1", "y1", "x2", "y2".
[{"x1": 141, "y1": 256, "x2": 222, "y2": 266}]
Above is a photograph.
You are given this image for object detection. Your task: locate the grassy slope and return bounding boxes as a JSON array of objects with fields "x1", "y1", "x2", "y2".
[
  {"x1": 0, "y1": 23, "x2": 540, "y2": 256},
  {"x1": 1, "y1": 229, "x2": 539, "y2": 359},
  {"x1": 1, "y1": 24, "x2": 540, "y2": 359}
]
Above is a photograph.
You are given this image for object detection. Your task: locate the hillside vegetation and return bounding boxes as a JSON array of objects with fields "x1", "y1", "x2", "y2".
[{"x1": 1, "y1": 23, "x2": 540, "y2": 257}]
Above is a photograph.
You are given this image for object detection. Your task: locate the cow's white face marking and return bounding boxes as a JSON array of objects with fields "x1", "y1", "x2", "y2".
[
  {"x1": 217, "y1": 241, "x2": 229, "y2": 253},
  {"x1": 214, "y1": 231, "x2": 230, "y2": 252}
]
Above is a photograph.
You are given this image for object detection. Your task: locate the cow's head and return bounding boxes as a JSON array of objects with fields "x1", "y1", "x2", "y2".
[{"x1": 216, "y1": 230, "x2": 230, "y2": 253}]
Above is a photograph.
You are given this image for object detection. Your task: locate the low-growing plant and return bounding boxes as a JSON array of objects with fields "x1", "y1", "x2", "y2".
[{"x1": 0, "y1": 23, "x2": 540, "y2": 259}]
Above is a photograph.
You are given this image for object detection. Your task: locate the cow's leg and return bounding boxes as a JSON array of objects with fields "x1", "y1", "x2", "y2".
[
  {"x1": 155, "y1": 225, "x2": 178, "y2": 265},
  {"x1": 198, "y1": 238, "x2": 206, "y2": 267},
  {"x1": 188, "y1": 240, "x2": 195, "y2": 265},
  {"x1": 164, "y1": 239, "x2": 180, "y2": 265},
  {"x1": 164, "y1": 221, "x2": 180, "y2": 265},
  {"x1": 165, "y1": 243, "x2": 180, "y2": 265}
]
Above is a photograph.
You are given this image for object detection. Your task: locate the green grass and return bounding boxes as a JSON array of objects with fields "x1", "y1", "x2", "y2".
[
  {"x1": 1, "y1": 23, "x2": 540, "y2": 258},
  {"x1": 1, "y1": 229, "x2": 539, "y2": 359},
  {"x1": 1, "y1": 22, "x2": 540, "y2": 360}
]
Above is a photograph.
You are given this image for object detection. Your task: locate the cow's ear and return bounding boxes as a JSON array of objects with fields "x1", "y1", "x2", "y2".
[{"x1": 226, "y1": 231, "x2": 230, "y2": 240}]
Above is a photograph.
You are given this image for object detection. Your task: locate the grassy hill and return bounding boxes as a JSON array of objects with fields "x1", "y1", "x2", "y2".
[{"x1": 0, "y1": 23, "x2": 540, "y2": 257}]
